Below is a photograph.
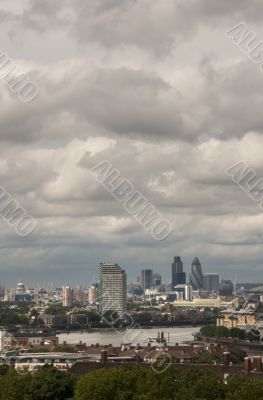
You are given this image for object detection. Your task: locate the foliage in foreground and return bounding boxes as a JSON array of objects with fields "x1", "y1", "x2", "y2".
[
  {"x1": 74, "y1": 365, "x2": 263, "y2": 400},
  {"x1": 0, "y1": 365, "x2": 75, "y2": 400},
  {"x1": 1, "y1": 363, "x2": 263, "y2": 399}
]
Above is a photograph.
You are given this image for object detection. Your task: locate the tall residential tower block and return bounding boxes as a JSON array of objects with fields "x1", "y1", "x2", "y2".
[{"x1": 99, "y1": 262, "x2": 127, "y2": 317}]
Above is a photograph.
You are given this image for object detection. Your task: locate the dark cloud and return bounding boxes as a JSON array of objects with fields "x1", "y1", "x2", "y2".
[{"x1": 11, "y1": 0, "x2": 263, "y2": 54}]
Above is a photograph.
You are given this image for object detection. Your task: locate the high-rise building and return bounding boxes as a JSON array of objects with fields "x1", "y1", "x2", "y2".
[
  {"x1": 174, "y1": 284, "x2": 193, "y2": 301},
  {"x1": 63, "y1": 285, "x2": 73, "y2": 307},
  {"x1": 219, "y1": 280, "x2": 234, "y2": 296},
  {"x1": 88, "y1": 283, "x2": 99, "y2": 304},
  {"x1": 203, "y1": 273, "x2": 220, "y2": 291},
  {"x1": 99, "y1": 262, "x2": 127, "y2": 317},
  {"x1": 128, "y1": 282, "x2": 143, "y2": 296},
  {"x1": 172, "y1": 257, "x2": 186, "y2": 289},
  {"x1": 184, "y1": 284, "x2": 193, "y2": 301},
  {"x1": 34, "y1": 288, "x2": 40, "y2": 305},
  {"x1": 140, "y1": 269, "x2": 153, "y2": 291},
  {"x1": 189, "y1": 257, "x2": 203, "y2": 290},
  {"x1": 74, "y1": 286, "x2": 84, "y2": 304},
  {"x1": 153, "y1": 272, "x2": 162, "y2": 287},
  {"x1": 4, "y1": 288, "x2": 16, "y2": 302}
]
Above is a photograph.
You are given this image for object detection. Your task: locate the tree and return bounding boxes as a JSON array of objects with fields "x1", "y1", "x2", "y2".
[
  {"x1": 215, "y1": 326, "x2": 230, "y2": 338},
  {"x1": 75, "y1": 366, "x2": 142, "y2": 400},
  {"x1": 176, "y1": 368, "x2": 226, "y2": 400},
  {"x1": 200, "y1": 325, "x2": 216, "y2": 337},
  {"x1": 229, "y1": 327, "x2": 246, "y2": 340},
  {"x1": 74, "y1": 363, "x2": 263, "y2": 400},
  {"x1": 0, "y1": 364, "x2": 8, "y2": 376},
  {"x1": 0, "y1": 310, "x2": 26, "y2": 326},
  {"x1": 200, "y1": 324, "x2": 259, "y2": 342},
  {"x1": 85, "y1": 311, "x2": 100, "y2": 324},
  {"x1": 44, "y1": 304, "x2": 68, "y2": 315},
  {"x1": 54, "y1": 345, "x2": 77, "y2": 353},
  {"x1": 0, "y1": 369, "x2": 31, "y2": 400},
  {"x1": 229, "y1": 348, "x2": 247, "y2": 364},
  {"x1": 27, "y1": 364, "x2": 75, "y2": 400},
  {"x1": 134, "y1": 312, "x2": 153, "y2": 323},
  {"x1": 226, "y1": 375, "x2": 263, "y2": 400}
]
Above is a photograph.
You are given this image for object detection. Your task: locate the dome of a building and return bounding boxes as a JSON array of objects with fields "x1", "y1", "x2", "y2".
[{"x1": 16, "y1": 281, "x2": 25, "y2": 294}]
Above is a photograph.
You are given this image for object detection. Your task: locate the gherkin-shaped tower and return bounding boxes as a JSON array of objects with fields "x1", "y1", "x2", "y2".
[{"x1": 189, "y1": 257, "x2": 203, "y2": 290}]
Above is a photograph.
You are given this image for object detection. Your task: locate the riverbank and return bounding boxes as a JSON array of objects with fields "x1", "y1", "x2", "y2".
[
  {"x1": 57, "y1": 326, "x2": 201, "y2": 346},
  {"x1": 55, "y1": 319, "x2": 213, "y2": 333}
]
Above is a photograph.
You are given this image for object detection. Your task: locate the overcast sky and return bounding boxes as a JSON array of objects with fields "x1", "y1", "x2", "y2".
[{"x1": 1, "y1": 0, "x2": 263, "y2": 287}]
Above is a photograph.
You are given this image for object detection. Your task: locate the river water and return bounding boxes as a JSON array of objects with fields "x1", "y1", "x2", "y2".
[{"x1": 57, "y1": 326, "x2": 200, "y2": 347}]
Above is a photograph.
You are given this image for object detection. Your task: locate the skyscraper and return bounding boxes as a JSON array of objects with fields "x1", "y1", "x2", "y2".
[
  {"x1": 140, "y1": 269, "x2": 153, "y2": 292},
  {"x1": 99, "y1": 262, "x2": 127, "y2": 317},
  {"x1": 172, "y1": 257, "x2": 186, "y2": 289},
  {"x1": 184, "y1": 284, "x2": 193, "y2": 301},
  {"x1": 203, "y1": 273, "x2": 219, "y2": 291},
  {"x1": 153, "y1": 272, "x2": 162, "y2": 287},
  {"x1": 63, "y1": 285, "x2": 73, "y2": 307},
  {"x1": 88, "y1": 283, "x2": 99, "y2": 304},
  {"x1": 189, "y1": 257, "x2": 203, "y2": 290},
  {"x1": 219, "y1": 280, "x2": 234, "y2": 296}
]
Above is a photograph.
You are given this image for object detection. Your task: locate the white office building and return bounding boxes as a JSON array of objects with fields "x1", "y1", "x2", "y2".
[{"x1": 174, "y1": 284, "x2": 193, "y2": 301}]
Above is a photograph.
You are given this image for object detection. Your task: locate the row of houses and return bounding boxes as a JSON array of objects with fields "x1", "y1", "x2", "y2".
[
  {"x1": 41, "y1": 314, "x2": 88, "y2": 328},
  {"x1": 0, "y1": 328, "x2": 58, "y2": 352},
  {"x1": 217, "y1": 309, "x2": 261, "y2": 331}
]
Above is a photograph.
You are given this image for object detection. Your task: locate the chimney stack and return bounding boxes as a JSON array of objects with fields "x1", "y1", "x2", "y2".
[
  {"x1": 244, "y1": 357, "x2": 251, "y2": 374},
  {"x1": 223, "y1": 352, "x2": 230, "y2": 368},
  {"x1": 252, "y1": 356, "x2": 262, "y2": 372},
  {"x1": 100, "y1": 350, "x2": 108, "y2": 364},
  {"x1": 135, "y1": 350, "x2": 141, "y2": 364}
]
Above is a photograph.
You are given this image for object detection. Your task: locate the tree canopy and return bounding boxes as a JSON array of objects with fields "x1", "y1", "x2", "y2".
[
  {"x1": 0, "y1": 362, "x2": 262, "y2": 399},
  {"x1": 200, "y1": 325, "x2": 258, "y2": 341},
  {"x1": 74, "y1": 365, "x2": 263, "y2": 400},
  {"x1": 0, "y1": 365, "x2": 75, "y2": 400}
]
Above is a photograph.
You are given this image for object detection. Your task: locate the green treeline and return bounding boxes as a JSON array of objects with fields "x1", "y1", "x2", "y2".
[
  {"x1": 200, "y1": 325, "x2": 260, "y2": 341},
  {"x1": 0, "y1": 363, "x2": 263, "y2": 400},
  {"x1": 74, "y1": 365, "x2": 263, "y2": 400}
]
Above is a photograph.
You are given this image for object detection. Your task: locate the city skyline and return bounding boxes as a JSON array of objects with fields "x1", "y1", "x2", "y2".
[
  {"x1": 0, "y1": 255, "x2": 259, "y2": 289},
  {"x1": 1, "y1": 2, "x2": 263, "y2": 396}
]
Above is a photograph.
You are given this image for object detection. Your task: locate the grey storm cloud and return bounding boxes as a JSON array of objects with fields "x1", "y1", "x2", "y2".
[
  {"x1": 3, "y1": 60, "x2": 263, "y2": 144},
  {"x1": 11, "y1": 0, "x2": 263, "y2": 53}
]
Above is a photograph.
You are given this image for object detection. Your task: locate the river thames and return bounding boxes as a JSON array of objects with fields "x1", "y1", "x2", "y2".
[{"x1": 57, "y1": 326, "x2": 200, "y2": 346}]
